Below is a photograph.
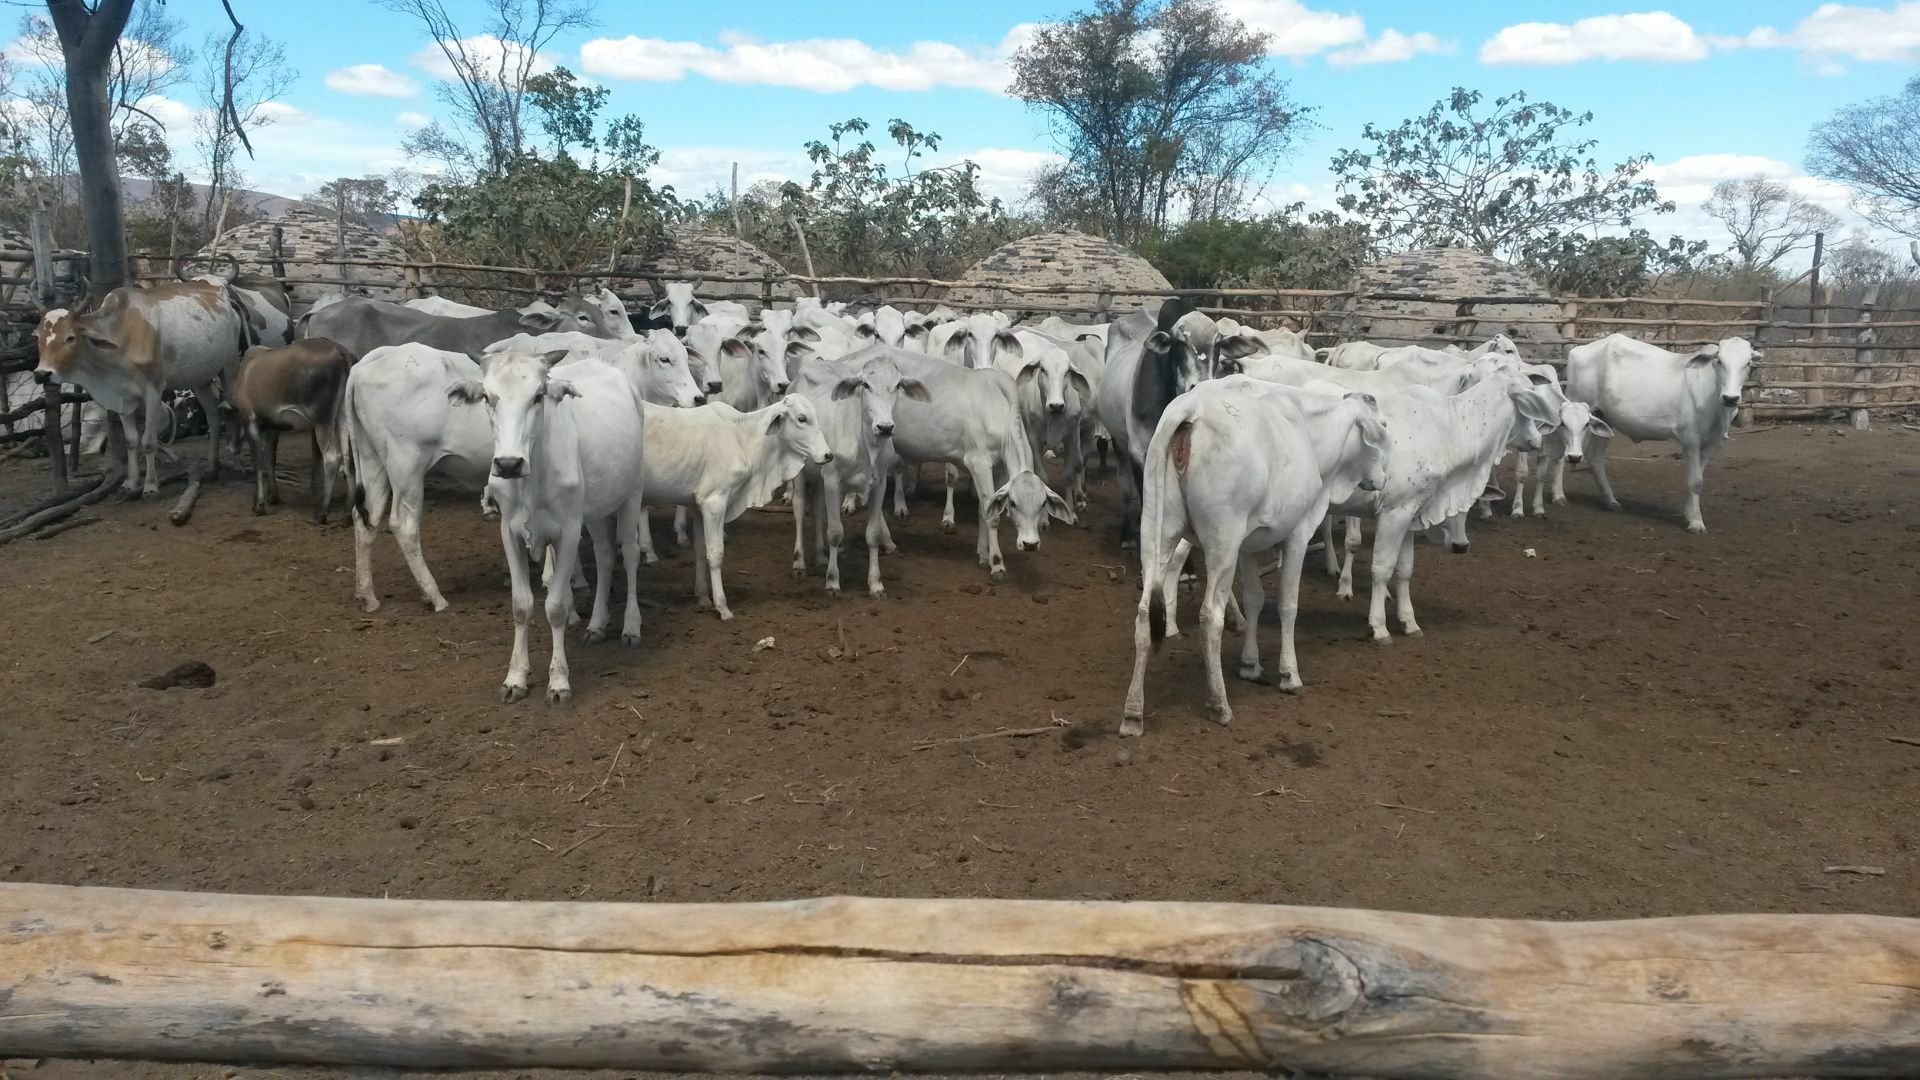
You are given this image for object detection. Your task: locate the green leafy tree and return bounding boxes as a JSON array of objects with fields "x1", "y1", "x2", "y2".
[
  {"x1": 1331, "y1": 88, "x2": 1674, "y2": 264},
  {"x1": 1528, "y1": 231, "x2": 1711, "y2": 297},
  {"x1": 1142, "y1": 208, "x2": 1374, "y2": 290},
  {"x1": 1010, "y1": 0, "x2": 1306, "y2": 244}
]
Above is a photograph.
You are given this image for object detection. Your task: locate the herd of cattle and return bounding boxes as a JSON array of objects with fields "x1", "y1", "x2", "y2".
[{"x1": 28, "y1": 274, "x2": 1757, "y2": 728}]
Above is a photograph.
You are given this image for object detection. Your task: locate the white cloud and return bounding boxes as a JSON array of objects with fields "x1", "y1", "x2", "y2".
[
  {"x1": 411, "y1": 35, "x2": 557, "y2": 83},
  {"x1": 1480, "y1": 12, "x2": 1711, "y2": 65},
  {"x1": 1731, "y1": 2, "x2": 1920, "y2": 68},
  {"x1": 940, "y1": 147, "x2": 1064, "y2": 204},
  {"x1": 1328, "y1": 29, "x2": 1455, "y2": 67},
  {"x1": 581, "y1": 27, "x2": 1024, "y2": 93},
  {"x1": 395, "y1": 110, "x2": 432, "y2": 129},
  {"x1": 133, "y1": 94, "x2": 199, "y2": 133},
  {"x1": 1219, "y1": 0, "x2": 1366, "y2": 56},
  {"x1": 325, "y1": 63, "x2": 419, "y2": 98}
]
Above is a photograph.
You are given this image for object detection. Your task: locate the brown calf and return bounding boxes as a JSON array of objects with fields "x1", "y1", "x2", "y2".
[{"x1": 227, "y1": 339, "x2": 353, "y2": 522}]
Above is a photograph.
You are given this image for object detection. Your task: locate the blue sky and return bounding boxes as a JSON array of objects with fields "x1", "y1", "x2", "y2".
[{"x1": 70, "y1": 1, "x2": 1920, "y2": 260}]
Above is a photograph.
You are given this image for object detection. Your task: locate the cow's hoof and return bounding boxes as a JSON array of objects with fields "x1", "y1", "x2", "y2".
[
  {"x1": 314, "y1": 512, "x2": 329, "y2": 525},
  {"x1": 122, "y1": 485, "x2": 145, "y2": 501},
  {"x1": 427, "y1": 598, "x2": 450, "y2": 613},
  {"x1": 1532, "y1": 509, "x2": 1546, "y2": 519},
  {"x1": 1372, "y1": 633, "x2": 1393, "y2": 646},
  {"x1": 1277, "y1": 675, "x2": 1303, "y2": 694},
  {"x1": 501, "y1": 684, "x2": 528, "y2": 704},
  {"x1": 868, "y1": 586, "x2": 886, "y2": 600},
  {"x1": 1335, "y1": 587, "x2": 1353, "y2": 600},
  {"x1": 481, "y1": 509, "x2": 500, "y2": 522},
  {"x1": 267, "y1": 492, "x2": 281, "y2": 506},
  {"x1": 583, "y1": 628, "x2": 608, "y2": 645},
  {"x1": 358, "y1": 595, "x2": 380, "y2": 614},
  {"x1": 1237, "y1": 661, "x2": 1263, "y2": 682},
  {"x1": 1551, "y1": 496, "x2": 1567, "y2": 506},
  {"x1": 547, "y1": 686, "x2": 572, "y2": 706},
  {"x1": 716, "y1": 609, "x2": 735, "y2": 621},
  {"x1": 790, "y1": 566, "x2": 806, "y2": 580},
  {"x1": 621, "y1": 632, "x2": 642, "y2": 647},
  {"x1": 1687, "y1": 522, "x2": 1707, "y2": 535},
  {"x1": 989, "y1": 568, "x2": 1006, "y2": 585},
  {"x1": 940, "y1": 520, "x2": 956, "y2": 534},
  {"x1": 1119, "y1": 715, "x2": 1144, "y2": 738},
  {"x1": 825, "y1": 583, "x2": 841, "y2": 595},
  {"x1": 640, "y1": 552, "x2": 660, "y2": 566},
  {"x1": 1205, "y1": 704, "x2": 1233, "y2": 728},
  {"x1": 1602, "y1": 499, "x2": 1621, "y2": 512},
  {"x1": 1404, "y1": 627, "x2": 1424, "y2": 638},
  {"x1": 252, "y1": 503, "x2": 267, "y2": 516}
]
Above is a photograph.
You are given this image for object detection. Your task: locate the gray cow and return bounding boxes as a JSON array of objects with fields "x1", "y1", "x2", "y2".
[{"x1": 300, "y1": 294, "x2": 627, "y2": 359}]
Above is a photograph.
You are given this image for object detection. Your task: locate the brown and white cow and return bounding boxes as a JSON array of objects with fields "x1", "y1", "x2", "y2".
[
  {"x1": 35, "y1": 280, "x2": 250, "y2": 496},
  {"x1": 227, "y1": 338, "x2": 354, "y2": 521}
]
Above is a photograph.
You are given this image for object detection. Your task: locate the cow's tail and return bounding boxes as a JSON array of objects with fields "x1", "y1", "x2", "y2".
[
  {"x1": 1137, "y1": 409, "x2": 1193, "y2": 647},
  {"x1": 344, "y1": 374, "x2": 372, "y2": 529}
]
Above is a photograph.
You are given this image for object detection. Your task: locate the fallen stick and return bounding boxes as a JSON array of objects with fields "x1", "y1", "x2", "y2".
[
  {"x1": 576, "y1": 739, "x2": 626, "y2": 803},
  {"x1": 1887, "y1": 735, "x2": 1920, "y2": 748},
  {"x1": 167, "y1": 464, "x2": 204, "y2": 527},
  {"x1": 3, "y1": 883, "x2": 1919, "y2": 1075},
  {"x1": 1375, "y1": 800, "x2": 1437, "y2": 815},
  {"x1": 0, "y1": 470, "x2": 121, "y2": 546},
  {"x1": 1824, "y1": 865, "x2": 1887, "y2": 876},
  {"x1": 28, "y1": 515, "x2": 97, "y2": 541},
  {"x1": 913, "y1": 724, "x2": 1062, "y2": 751}
]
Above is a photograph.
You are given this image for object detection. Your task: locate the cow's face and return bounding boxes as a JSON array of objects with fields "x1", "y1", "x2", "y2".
[
  {"x1": 635, "y1": 330, "x2": 704, "y2": 408},
  {"x1": 748, "y1": 331, "x2": 799, "y2": 396},
  {"x1": 580, "y1": 287, "x2": 635, "y2": 340},
  {"x1": 1555, "y1": 401, "x2": 1612, "y2": 465},
  {"x1": 1330, "y1": 393, "x2": 1391, "y2": 507},
  {"x1": 1489, "y1": 333, "x2": 1520, "y2": 357},
  {"x1": 1433, "y1": 512, "x2": 1471, "y2": 555},
  {"x1": 647, "y1": 281, "x2": 706, "y2": 335},
  {"x1": 831, "y1": 357, "x2": 929, "y2": 441},
  {"x1": 31, "y1": 308, "x2": 88, "y2": 383},
  {"x1": 1011, "y1": 338, "x2": 1090, "y2": 414},
  {"x1": 1211, "y1": 332, "x2": 1269, "y2": 379},
  {"x1": 1503, "y1": 377, "x2": 1560, "y2": 453},
  {"x1": 987, "y1": 470, "x2": 1072, "y2": 551},
  {"x1": 1696, "y1": 337, "x2": 1755, "y2": 408},
  {"x1": 768, "y1": 394, "x2": 834, "y2": 466},
  {"x1": 449, "y1": 348, "x2": 573, "y2": 479},
  {"x1": 556, "y1": 291, "x2": 626, "y2": 340}
]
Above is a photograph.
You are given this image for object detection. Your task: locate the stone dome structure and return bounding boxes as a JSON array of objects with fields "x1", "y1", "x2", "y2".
[
  {"x1": 621, "y1": 224, "x2": 801, "y2": 308},
  {"x1": 947, "y1": 230, "x2": 1172, "y2": 312},
  {"x1": 198, "y1": 206, "x2": 407, "y2": 305},
  {"x1": 1344, "y1": 247, "x2": 1563, "y2": 357}
]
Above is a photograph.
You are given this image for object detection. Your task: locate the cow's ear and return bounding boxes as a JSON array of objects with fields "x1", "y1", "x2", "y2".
[
  {"x1": 82, "y1": 331, "x2": 118, "y2": 350},
  {"x1": 941, "y1": 330, "x2": 970, "y2": 366},
  {"x1": 1687, "y1": 344, "x2": 1721, "y2": 366},
  {"x1": 897, "y1": 377, "x2": 930, "y2": 402},
  {"x1": 763, "y1": 408, "x2": 788, "y2": 434},
  {"x1": 1145, "y1": 330, "x2": 1173, "y2": 355},
  {"x1": 544, "y1": 378, "x2": 580, "y2": 403},
  {"x1": 1216, "y1": 333, "x2": 1269, "y2": 363},
  {"x1": 904, "y1": 323, "x2": 928, "y2": 342},
  {"x1": 719, "y1": 337, "x2": 752, "y2": 361},
  {"x1": 855, "y1": 323, "x2": 879, "y2": 340},
  {"x1": 793, "y1": 325, "x2": 821, "y2": 343},
  {"x1": 690, "y1": 300, "x2": 708, "y2": 320},
  {"x1": 538, "y1": 349, "x2": 569, "y2": 367},
  {"x1": 1044, "y1": 486, "x2": 1075, "y2": 525},
  {"x1": 446, "y1": 379, "x2": 485, "y2": 404},
  {"x1": 1066, "y1": 368, "x2": 1091, "y2": 398},
  {"x1": 984, "y1": 483, "x2": 1011, "y2": 524},
  {"x1": 993, "y1": 330, "x2": 1023, "y2": 360},
  {"x1": 1016, "y1": 358, "x2": 1041, "y2": 385},
  {"x1": 1586, "y1": 415, "x2": 1615, "y2": 439},
  {"x1": 649, "y1": 299, "x2": 672, "y2": 320},
  {"x1": 831, "y1": 376, "x2": 863, "y2": 401},
  {"x1": 520, "y1": 309, "x2": 564, "y2": 331}
]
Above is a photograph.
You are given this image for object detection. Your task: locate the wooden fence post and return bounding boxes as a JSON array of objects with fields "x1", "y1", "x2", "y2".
[
  {"x1": 1558, "y1": 299, "x2": 1579, "y2": 366},
  {"x1": 1742, "y1": 287, "x2": 1772, "y2": 429},
  {"x1": 30, "y1": 210, "x2": 66, "y2": 497},
  {"x1": 1809, "y1": 284, "x2": 1831, "y2": 409},
  {"x1": 1851, "y1": 285, "x2": 1878, "y2": 430},
  {"x1": 269, "y1": 225, "x2": 286, "y2": 281},
  {"x1": 402, "y1": 264, "x2": 422, "y2": 301}
]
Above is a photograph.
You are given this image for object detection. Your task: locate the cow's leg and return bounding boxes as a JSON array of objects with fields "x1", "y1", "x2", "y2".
[
  {"x1": 1535, "y1": 450, "x2": 1556, "y2": 516},
  {"x1": 1336, "y1": 516, "x2": 1361, "y2": 599},
  {"x1": 673, "y1": 505, "x2": 690, "y2": 547},
  {"x1": 821, "y1": 469, "x2": 846, "y2": 594},
  {"x1": 890, "y1": 462, "x2": 910, "y2": 520},
  {"x1": 1235, "y1": 550, "x2": 1266, "y2": 683},
  {"x1": 1159, "y1": 538, "x2": 1187, "y2": 639},
  {"x1": 965, "y1": 453, "x2": 1006, "y2": 583},
  {"x1": 1321, "y1": 514, "x2": 1339, "y2": 577},
  {"x1": 391, "y1": 460, "x2": 450, "y2": 612},
  {"x1": 941, "y1": 464, "x2": 958, "y2": 533},
  {"x1": 116, "y1": 409, "x2": 141, "y2": 494},
  {"x1": 691, "y1": 512, "x2": 712, "y2": 611},
  {"x1": 581, "y1": 516, "x2": 617, "y2": 644},
  {"x1": 193, "y1": 384, "x2": 222, "y2": 483},
  {"x1": 250, "y1": 424, "x2": 270, "y2": 516},
  {"x1": 351, "y1": 451, "x2": 393, "y2": 612},
  {"x1": 1066, "y1": 425, "x2": 1088, "y2": 513},
  {"x1": 1511, "y1": 453, "x2": 1530, "y2": 518},
  {"x1": 1588, "y1": 432, "x2": 1621, "y2": 511},
  {"x1": 698, "y1": 501, "x2": 734, "y2": 620},
  {"x1": 1120, "y1": 560, "x2": 1156, "y2": 737},
  {"x1": 1550, "y1": 451, "x2": 1570, "y2": 506},
  {"x1": 789, "y1": 470, "x2": 810, "y2": 578},
  {"x1": 315, "y1": 427, "x2": 341, "y2": 524},
  {"x1": 1393, "y1": 532, "x2": 1422, "y2": 637},
  {"x1": 616, "y1": 501, "x2": 644, "y2": 646},
  {"x1": 1273, "y1": 518, "x2": 1314, "y2": 691},
  {"x1": 261, "y1": 427, "x2": 283, "y2": 504},
  {"x1": 636, "y1": 507, "x2": 660, "y2": 564},
  {"x1": 498, "y1": 517, "x2": 534, "y2": 704},
  {"x1": 863, "y1": 472, "x2": 889, "y2": 599},
  {"x1": 138, "y1": 390, "x2": 165, "y2": 496},
  {"x1": 1197, "y1": 539, "x2": 1238, "y2": 728},
  {"x1": 1681, "y1": 439, "x2": 1708, "y2": 533},
  {"x1": 543, "y1": 529, "x2": 579, "y2": 705},
  {"x1": 1366, "y1": 513, "x2": 1411, "y2": 643}
]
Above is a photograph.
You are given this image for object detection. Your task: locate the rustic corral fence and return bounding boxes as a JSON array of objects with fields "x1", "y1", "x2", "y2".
[{"x1": 6, "y1": 242, "x2": 1919, "y2": 475}]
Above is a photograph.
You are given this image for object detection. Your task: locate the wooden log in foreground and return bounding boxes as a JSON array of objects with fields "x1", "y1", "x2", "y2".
[{"x1": 2, "y1": 884, "x2": 1918, "y2": 1078}]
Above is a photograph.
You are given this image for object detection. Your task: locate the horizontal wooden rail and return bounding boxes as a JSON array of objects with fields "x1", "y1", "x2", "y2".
[{"x1": 2, "y1": 884, "x2": 1919, "y2": 1077}]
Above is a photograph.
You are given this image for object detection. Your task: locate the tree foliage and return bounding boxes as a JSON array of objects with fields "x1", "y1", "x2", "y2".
[
  {"x1": 405, "y1": 67, "x2": 674, "y2": 269},
  {"x1": 1701, "y1": 176, "x2": 1839, "y2": 271},
  {"x1": 1141, "y1": 209, "x2": 1373, "y2": 291},
  {"x1": 688, "y1": 118, "x2": 1021, "y2": 279},
  {"x1": 1010, "y1": 0, "x2": 1305, "y2": 245},
  {"x1": 1331, "y1": 88, "x2": 1673, "y2": 263},
  {"x1": 1528, "y1": 231, "x2": 1711, "y2": 297},
  {"x1": 1806, "y1": 74, "x2": 1920, "y2": 240}
]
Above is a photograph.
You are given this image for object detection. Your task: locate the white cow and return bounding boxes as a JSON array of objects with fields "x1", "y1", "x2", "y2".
[
  {"x1": 451, "y1": 344, "x2": 649, "y2": 704},
  {"x1": 501, "y1": 330, "x2": 703, "y2": 408},
  {"x1": 1510, "y1": 400, "x2": 1613, "y2": 517},
  {"x1": 1326, "y1": 374, "x2": 1558, "y2": 642},
  {"x1": 405, "y1": 295, "x2": 561, "y2": 320},
  {"x1": 1121, "y1": 377, "x2": 1390, "y2": 734},
  {"x1": 789, "y1": 350, "x2": 931, "y2": 597},
  {"x1": 995, "y1": 328, "x2": 1094, "y2": 507},
  {"x1": 642, "y1": 395, "x2": 833, "y2": 619},
  {"x1": 1320, "y1": 341, "x2": 1392, "y2": 370},
  {"x1": 853, "y1": 305, "x2": 910, "y2": 348},
  {"x1": 1256, "y1": 327, "x2": 1317, "y2": 363},
  {"x1": 1565, "y1": 333, "x2": 1754, "y2": 533}
]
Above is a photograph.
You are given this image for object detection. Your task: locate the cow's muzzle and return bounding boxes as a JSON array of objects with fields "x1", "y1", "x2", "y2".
[
  {"x1": 873, "y1": 423, "x2": 894, "y2": 438},
  {"x1": 1566, "y1": 453, "x2": 1584, "y2": 465},
  {"x1": 691, "y1": 394, "x2": 708, "y2": 407},
  {"x1": 1017, "y1": 539, "x2": 1039, "y2": 552},
  {"x1": 1450, "y1": 542, "x2": 1470, "y2": 555},
  {"x1": 491, "y1": 456, "x2": 526, "y2": 479},
  {"x1": 1046, "y1": 401, "x2": 1066, "y2": 414},
  {"x1": 818, "y1": 451, "x2": 835, "y2": 464},
  {"x1": 1721, "y1": 394, "x2": 1740, "y2": 407},
  {"x1": 1358, "y1": 478, "x2": 1380, "y2": 493},
  {"x1": 31, "y1": 368, "x2": 52, "y2": 385},
  {"x1": 705, "y1": 381, "x2": 724, "y2": 395}
]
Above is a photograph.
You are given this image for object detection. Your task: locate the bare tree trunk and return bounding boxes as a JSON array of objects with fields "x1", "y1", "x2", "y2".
[{"x1": 48, "y1": 0, "x2": 138, "y2": 300}]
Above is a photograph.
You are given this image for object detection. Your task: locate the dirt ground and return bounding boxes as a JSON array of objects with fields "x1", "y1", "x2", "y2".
[{"x1": 3, "y1": 423, "x2": 1919, "y2": 1080}]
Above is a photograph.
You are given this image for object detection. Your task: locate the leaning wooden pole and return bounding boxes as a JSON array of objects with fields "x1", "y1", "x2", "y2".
[{"x1": 3, "y1": 885, "x2": 1918, "y2": 1077}]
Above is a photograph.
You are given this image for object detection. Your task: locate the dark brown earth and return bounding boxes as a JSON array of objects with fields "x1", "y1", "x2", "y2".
[{"x1": 3, "y1": 423, "x2": 1919, "y2": 1080}]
